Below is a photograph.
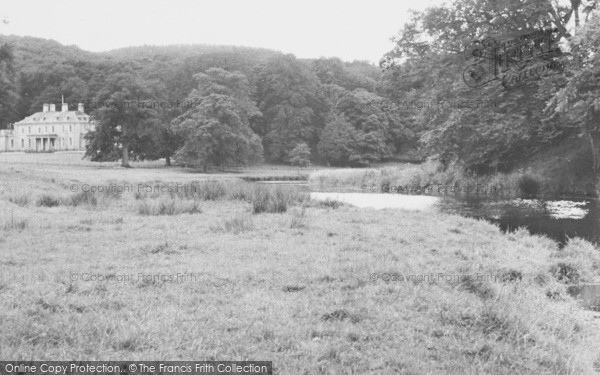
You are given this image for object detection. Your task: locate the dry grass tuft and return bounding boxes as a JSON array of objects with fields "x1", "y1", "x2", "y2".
[
  {"x1": 136, "y1": 197, "x2": 201, "y2": 216},
  {"x1": 212, "y1": 213, "x2": 255, "y2": 234}
]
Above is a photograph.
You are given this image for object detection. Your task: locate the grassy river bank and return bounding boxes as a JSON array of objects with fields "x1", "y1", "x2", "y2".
[{"x1": 1, "y1": 162, "x2": 599, "y2": 374}]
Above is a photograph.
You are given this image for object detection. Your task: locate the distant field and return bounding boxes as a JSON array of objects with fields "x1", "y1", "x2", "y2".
[
  {"x1": 0, "y1": 151, "x2": 124, "y2": 166},
  {"x1": 1, "y1": 163, "x2": 599, "y2": 373},
  {"x1": 0, "y1": 152, "x2": 329, "y2": 184}
]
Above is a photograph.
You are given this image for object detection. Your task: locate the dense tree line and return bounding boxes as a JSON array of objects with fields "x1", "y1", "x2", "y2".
[
  {"x1": 0, "y1": 36, "x2": 406, "y2": 168},
  {"x1": 2, "y1": 0, "x2": 599, "y2": 183},
  {"x1": 380, "y1": 0, "x2": 600, "y2": 180}
]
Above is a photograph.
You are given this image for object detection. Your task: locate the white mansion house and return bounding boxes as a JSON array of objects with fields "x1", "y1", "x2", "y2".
[{"x1": 0, "y1": 102, "x2": 95, "y2": 152}]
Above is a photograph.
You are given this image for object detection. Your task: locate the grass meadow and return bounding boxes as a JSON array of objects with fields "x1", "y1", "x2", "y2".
[{"x1": 1, "y1": 158, "x2": 600, "y2": 374}]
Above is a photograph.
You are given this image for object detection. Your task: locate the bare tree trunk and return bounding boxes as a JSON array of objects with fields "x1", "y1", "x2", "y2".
[
  {"x1": 165, "y1": 156, "x2": 171, "y2": 166},
  {"x1": 590, "y1": 131, "x2": 600, "y2": 197},
  {"x1": 588, "y1": 131, "x2": 599, "y2": 174},
  {"x1": 122, "y1": 142, "x2": 131, "y2": 168},
  {"x1": 587, "y1": 109, "x2": 600, "y2": 175},
  {"x1": 572, "y1": 0, "x2": 580, "y2": 27}
]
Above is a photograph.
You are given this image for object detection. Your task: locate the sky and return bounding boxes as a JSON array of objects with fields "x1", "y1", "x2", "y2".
[{"x1": 0, "y1": 0, "x2": 443, "y2": 63}]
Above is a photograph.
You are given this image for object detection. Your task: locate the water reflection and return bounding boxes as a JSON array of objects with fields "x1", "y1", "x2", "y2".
[{"x1": 436, "y1": 197, "x2": 599, "y2": 245}]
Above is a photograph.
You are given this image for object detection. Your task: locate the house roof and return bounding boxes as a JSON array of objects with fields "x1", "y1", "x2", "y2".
[{"x1": 15, "y1": 111, "x2": 91, "y2": 125}]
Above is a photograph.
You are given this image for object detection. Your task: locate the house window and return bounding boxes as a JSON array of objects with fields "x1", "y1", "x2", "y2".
[
  {"x1": 28, "y1": 126, "x2": 31, "y2": 134},
  {"x1": 52, "y1": 126, "x2": 54, "y2": 133},
  {"x1": 21, "y1": 128, "x2": 24, "y2": 134},
  {"x1": 69, "y1": 125, "x2": 72, "y2": 132},
  {"x1": 38, "y1": 127, "x2": 41, "y2": 134},
  {"x1": 45, "y1": 126, "x2": 48, "y2": 132},
  {"x1": 69, "y1": 138, "x2": 72, "y2": 146},
  {"x1": 28, "y1": 139, "x2": 31, "y2": 148},
  {"x1": 10, "y1": 140, "x2": 13, "y2": 148},
  {"x1": 21, "y1": 139, "x2": 24, "y2": 147}
]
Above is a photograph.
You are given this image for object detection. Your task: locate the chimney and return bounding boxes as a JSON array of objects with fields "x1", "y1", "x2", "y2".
[
  {"x1": 49, "y1": 104, "x2": 56, "y2": 112},
  {"x1": 78, "y1": 103, "x2": 84, "y2": 113},
  {"x1": 62, "y1": 103, "x2": 68, "y2": 112},
  {"x1": 42, "y1": 104, "x2": 49, "y2": 113}
]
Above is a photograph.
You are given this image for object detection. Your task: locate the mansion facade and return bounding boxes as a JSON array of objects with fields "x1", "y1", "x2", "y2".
[{"x1": 0, "y1": 102, "x2": 95, "y2": 152}]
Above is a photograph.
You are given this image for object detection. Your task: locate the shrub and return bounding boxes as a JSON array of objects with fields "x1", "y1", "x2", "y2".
[
  {"x1": 289, "y1": 208, "x2": 308, "y2": 229},
  {"x1": 156, "y1": 200, "x2": 177, "y2": 216},
  {"x1": 227, "y1": 182, "x2": 254, "y2": 201},
  {"x1": 194, "y1": 181, "x2": 227, "y2": 200},
  {"x1": 213, "y1": 213, "x2": 255, "y2": 233},
  {"x1": 36, "y1": 194, "x2": 61, "y2": 207},
  {"x1": 288, "y1": 143, "x2": 311, "y2": 167},
  {"x1": 550, "y1": 262, "x2": 581, "y2": 284},
  {"x1": 68, "y1": 188, "x2": 121, "y2": 208},
  {"x1": 550, "y1": 238, "x2": 600, "y2": 284},
  {"x1": 69, "y1": 191, "x2": 98, "y2": 206},
  {"x1": 2, "y1": 213, "x2": 28, "y2": 231},
  {"x1": 252, "y1": 185, "x2": 307, "y2": 214},
  {"x1": 252, "y1": 187, "x2": 278, "y2": 214},
  {"x1": 137, "y1": 197, "x2": 201, "y2": 216},
  {"x1": 312, "y1": 198, "x2": 343, "y2": 209},
  {"x1": 8, "y1": 192, "x2": 30, "y2": 207},
  {"x1": 517, "y1": 175, "x2": 540, "y2": 197}
]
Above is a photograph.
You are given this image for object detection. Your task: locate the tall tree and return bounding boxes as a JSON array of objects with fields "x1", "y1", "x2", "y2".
[
  {"x1": 317, "y1": 116, "x2": 359, "y2": 166},
  {"x1": 380, "y1": 0, "x2": 596, "y2": 172},
  {"x1": 85, "y1": 71, "x2": 162, "y2": 167},
  {"x1": 544, "y1": 11, "x2": 600, "y2": 175},
  {"x1": 254, "y1": 55, "x2": 321, "y2": 161},
  {"x1": 171, "y1": 68, "x2": 263, "y2": 170},
  {"x1": 0, "y1": 22, "x2": 18, "y2": 128}
]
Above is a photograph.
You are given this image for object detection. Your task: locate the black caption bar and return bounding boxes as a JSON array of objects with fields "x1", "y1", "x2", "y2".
[{"x1": 0, "y1": 362, "x2": 272, "y2": 375}]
